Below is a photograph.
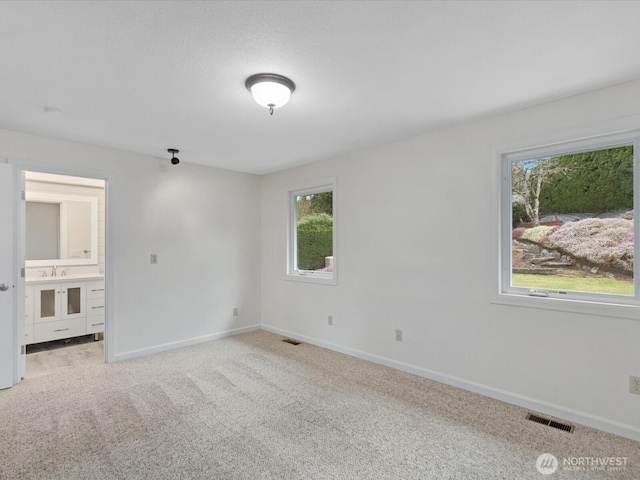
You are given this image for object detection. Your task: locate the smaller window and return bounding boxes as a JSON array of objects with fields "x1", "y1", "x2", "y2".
[{"x1": 287, "y1": 179, "x2": 336, "y2": 285}]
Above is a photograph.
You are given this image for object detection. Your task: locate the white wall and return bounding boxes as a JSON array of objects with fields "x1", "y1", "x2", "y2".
[
  {"x1": 260, "y1": 79, "x2": 640, "y2": 440},
  {"x1": 1, "y1": 130, "x2": 262, "y2": 359}
]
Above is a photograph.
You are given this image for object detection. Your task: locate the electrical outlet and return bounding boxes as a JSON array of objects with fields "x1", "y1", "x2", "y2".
[
  {"x1": 150, "y1": 254, "x2": 158, "y2": 264},
  {"x1": 328, "y1": 315, "x2": 333, "y2": 326},
  {"x1": 233, "y1": 307, "x2": 239, "y2": 317},
  {"x1": 395, "y1": 329, "x2": 402, "y2": 342},
  {"x1": 630, "y1": 375, "x2": 640, "y2": 395}
]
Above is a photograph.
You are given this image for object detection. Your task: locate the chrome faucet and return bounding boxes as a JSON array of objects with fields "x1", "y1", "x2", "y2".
[{"x1": 51, "y1": 265, "x2": 57, "y2": 277}]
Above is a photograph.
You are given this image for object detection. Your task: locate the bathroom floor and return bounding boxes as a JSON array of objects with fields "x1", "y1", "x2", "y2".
[{"x1": 26, "y1": 335, "x2": 104, "y2": 379}]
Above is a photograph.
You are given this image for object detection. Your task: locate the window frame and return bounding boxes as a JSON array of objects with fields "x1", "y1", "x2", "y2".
[
  {"x1": 286, "y1": 177, "x2": 337, "y2": 285},
  {"x1": 492, "y1": 126, "x2": 640, "y2": 319}
]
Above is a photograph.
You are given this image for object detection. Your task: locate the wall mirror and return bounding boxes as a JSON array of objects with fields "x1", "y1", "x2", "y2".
[{"x1": 25, "y1": 192, "x2": 99, "y2": 267}]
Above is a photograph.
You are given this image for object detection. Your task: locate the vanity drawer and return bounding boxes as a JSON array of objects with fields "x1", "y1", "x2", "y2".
[
  {"x1": 87, "y1": 297, "x2": 105, "y2": 312},
  {"x1": 34, "y1": 318, "x2": 85, "y2": 343},
  {"x1": 86, "y1": 314, "x2": 105, "y2": 334},
  {"x1": 86, "y1": 281, "x2": 105, "y2": 299}
]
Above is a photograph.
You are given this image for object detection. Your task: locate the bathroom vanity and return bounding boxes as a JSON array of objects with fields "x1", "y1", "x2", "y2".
[{"x1": 25, "y1": 275, "x2": 105, "y2": 344}]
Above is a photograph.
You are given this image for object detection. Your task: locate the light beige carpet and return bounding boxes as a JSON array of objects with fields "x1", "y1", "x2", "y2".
[{"x1": 0, "y1": 330, "x2": 637, "y2": 479}]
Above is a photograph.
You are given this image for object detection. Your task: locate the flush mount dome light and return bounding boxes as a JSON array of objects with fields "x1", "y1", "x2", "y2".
[{"x1": 245, "y1": 73, "x2": 295, "y2": 115}]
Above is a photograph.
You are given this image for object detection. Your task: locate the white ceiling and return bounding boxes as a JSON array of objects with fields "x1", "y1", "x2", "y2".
[{"x1": 1, "y1": 1, "x2": 640, "y2": 175}]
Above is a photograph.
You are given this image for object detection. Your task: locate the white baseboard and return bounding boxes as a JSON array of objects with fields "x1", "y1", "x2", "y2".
[
  {"x1": 114, "y1": 324, "x2": 261, "y2": 362},
  {"x1": 261, "y1": 324, "x2": 640, "y2": 443}
]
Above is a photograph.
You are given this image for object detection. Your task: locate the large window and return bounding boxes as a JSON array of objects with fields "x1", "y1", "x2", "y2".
[
  {"x1": 497, "y1": 132, "x2": 640, "y2": 314},
  {"x1": 287, "y1": 179, "x2": 336, "y2": 284}
]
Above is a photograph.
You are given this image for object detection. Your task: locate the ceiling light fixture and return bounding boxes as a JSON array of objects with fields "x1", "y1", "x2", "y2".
[
  {"x1": 167, "y1": 148, "x2": 180, "y2": 165},
  {"x1": 245, "y1": 73, "x2": 296, "y2": 115}
]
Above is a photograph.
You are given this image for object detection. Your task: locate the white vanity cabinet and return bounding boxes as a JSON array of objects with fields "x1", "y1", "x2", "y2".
[
  {"x1": 26, "y1": 276, "x2": 104, "y2": 345},
  {"x1": 33, "y1": 282, "x2": 86, "y2": 343}
]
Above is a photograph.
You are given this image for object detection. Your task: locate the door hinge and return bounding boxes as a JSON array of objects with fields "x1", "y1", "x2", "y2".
[
  {"x1": 21, "y1": 267, "x2": 25, "y2": 278},
  {"x1": 21, "y1": 190, "x2": 25, "y2": 200},
  {"x1": 21, "y1": 345, "x2": 25, "y2": 355}
]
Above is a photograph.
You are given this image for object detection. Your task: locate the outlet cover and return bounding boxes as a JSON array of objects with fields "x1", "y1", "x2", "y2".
[
  {"x1": 328, "y1": 315, "x2": 333, "y2": 326},
  {"x1": 150, "y1": 254, "x2": 158, "y2": 264},
  {"x1": 395, "y1": 329, "x2": 402, "y2": 342},
  {"x1": 233, "y1": 307, "x2": 239, "y2": 317},
  {"x1": 630, "y1": 375, "x2": 640, "y2": 395}
]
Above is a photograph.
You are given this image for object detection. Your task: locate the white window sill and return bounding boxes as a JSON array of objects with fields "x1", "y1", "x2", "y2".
[
  {"x1": 285, "y1": 272, "x2": 337, "y2": 286},
  {"x1": 491, "y1": 292, "x2": 640, "y2": 320}
]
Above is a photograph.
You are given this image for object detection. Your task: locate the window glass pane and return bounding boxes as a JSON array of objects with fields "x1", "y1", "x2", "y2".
[
  {"x1": 511, "y1": 145, "x2": 634, "y2": 296},
  {"x1": 295, "y1": 191, "x2": 333, "y2": 272}
]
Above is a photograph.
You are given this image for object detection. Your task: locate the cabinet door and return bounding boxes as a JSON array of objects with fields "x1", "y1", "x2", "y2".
[
  {"x1": 61, "y1": 283, "x2": 85, "y2": 320},
  {"x1": 35, "y1": 284, "x2": 61, "y2": 322}
]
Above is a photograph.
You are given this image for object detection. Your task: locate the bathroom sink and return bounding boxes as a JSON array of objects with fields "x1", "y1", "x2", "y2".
[{"x1": 26, "y1": 274, "x2": 104, "y2": 284}]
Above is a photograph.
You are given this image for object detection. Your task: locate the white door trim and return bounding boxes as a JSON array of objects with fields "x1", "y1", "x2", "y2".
[
  {"x1": 8, "y1": 158, "x2": 116, "y2": 368},
  {"x1": 0, "y1": 163, "x2": 17, "y2": 388},
  {"x1": 13, "y1": 166, "x2": 25, "y2": 382}
]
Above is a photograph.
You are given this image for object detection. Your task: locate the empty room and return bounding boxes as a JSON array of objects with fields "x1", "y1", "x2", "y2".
[{"x1": 0, "y1": 1, "x2": 639, "y2": 479}]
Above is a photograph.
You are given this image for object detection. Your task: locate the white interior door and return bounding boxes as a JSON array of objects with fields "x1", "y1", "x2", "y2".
[{"x1": 0, "y1": 163, "x2": 16, "y2": 389}]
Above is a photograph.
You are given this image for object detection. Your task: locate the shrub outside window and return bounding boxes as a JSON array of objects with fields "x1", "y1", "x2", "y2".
[
  {"x1": 287, "y1": 179, "x2": 336, "y2": 285},
  {"x1": 497, "y1": 132, "x2": 640, "y2": 313}
]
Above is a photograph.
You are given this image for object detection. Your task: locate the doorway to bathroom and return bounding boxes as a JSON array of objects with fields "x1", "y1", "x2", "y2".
[{"x1": 23, "y1": 170, "x2": 107, "y2": 378}]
